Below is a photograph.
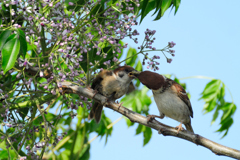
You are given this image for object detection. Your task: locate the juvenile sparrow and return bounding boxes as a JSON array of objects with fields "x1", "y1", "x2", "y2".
[
  {"x1": 88, "y1": 66, "x2": 136, "y2": 123},
  {"x1": 129, "y1": 70, "x2": 194, "y2": 133}
]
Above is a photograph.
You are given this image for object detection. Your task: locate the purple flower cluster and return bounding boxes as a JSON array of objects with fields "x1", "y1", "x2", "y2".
[{"x1": 0, "y1": 0, "x2": 176, "y2": 157}]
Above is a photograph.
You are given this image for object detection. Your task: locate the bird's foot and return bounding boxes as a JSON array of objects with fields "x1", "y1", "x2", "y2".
[
  {"x1": 147, "y1": 114, "x2": 164, "y2": 123},
  {"x1": 103, "y1": 98, "x2": 113, "y2": 106},
  {"x1": 86, "y1": 85, "x2": 92, "y2": 90},
  {"x1": 147, "y1": 115, "x2": 157, "y2": 122},
  {"x1": 175, "y1": 123, "x2": 185, "y2": 134},
  {"x1": 117, "y1": 102, "x2": 123, "y2": 110},
  {"x1": 92, "y1": 90, "x2": 98, "y2": 99}
]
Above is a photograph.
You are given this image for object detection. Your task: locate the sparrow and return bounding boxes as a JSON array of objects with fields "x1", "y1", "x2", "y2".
[
  {"x1": 129, "y1": 70, "x2": 194, "y2": 133},
  {"x1": 88, "y1": 66, "x2": 136, "y2": 123}
]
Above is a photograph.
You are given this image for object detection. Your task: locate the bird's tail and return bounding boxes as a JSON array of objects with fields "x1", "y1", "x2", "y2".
[
  {"x1": 88, "y1": 102, "x2": 103, "y2": 123},
  {"x1": 184, "y1": 122, "x2": 194, "y2": 133}
]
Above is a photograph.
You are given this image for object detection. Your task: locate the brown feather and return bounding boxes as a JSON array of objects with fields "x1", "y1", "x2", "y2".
[
  {"x1": 113, "y1": 65, "x2": 136, "y2": 75},
  {"x1": 89, "y1": 67, "x2": 135, "y2": 123},
  {"x1": 126, "y1": 82, "x2": 135, "y2": 94},
  {"x1": 184, "y1": 121, "x2": 194, "y2": 133},
  {"x1": 171, "y1": 81, "x2": 193, "y2": 118},
  {"x1": 88, "y1": 102, "x2": 103, "y2": 123},
  {"x1": 90, "y1": 69, "x2": 113, "y2": 123},
  {"x1": 136, "y1": 71, "x2": 166, "y2": 90}
]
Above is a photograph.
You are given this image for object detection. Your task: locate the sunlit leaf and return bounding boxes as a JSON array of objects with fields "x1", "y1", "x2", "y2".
[
  {"x1": 126, "y1": 47, "x2": 137, "y2": 67},
  {"x1": 143, "y1": 127, "x2": 152, "y2": 146},
  {"x1": 136, "y1": 124, "x2": 145, "y2": 135},
  {"x1": 173, "y1": 0, "x2": 181, "y2": 14},
  {"x1": 0, "y1": 30, "x2": 12, "y2": 50},
  {"x1": 2, "y1": 38, "x2": 20, "y2": 73},
  {"x1": 221, "y1": 103, "x2": 236, "y2": 122},
  {"x1": 17, "y1": 29, "x2": 27, "y2": 57},
  {"x1": 161, "y1": 0, "x2": 172, "y2": 17},
  {"x1": 201, "y1": 80, "x2": 221, "y2": 97}
]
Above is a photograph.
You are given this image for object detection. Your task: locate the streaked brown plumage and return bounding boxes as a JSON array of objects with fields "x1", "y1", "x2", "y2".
[
  {"x1": 130, "y1": 70, "x2": 194, "y2": 133},
  {"x1": 88, "y1": 66, "x2": 136, "y2": 123}
]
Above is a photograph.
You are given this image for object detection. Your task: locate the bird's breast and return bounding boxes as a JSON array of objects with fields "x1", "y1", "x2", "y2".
[
  {"x1": 101, "y1": 77, "x2": 129, "y2": 99},
  {"x1": 153, "y1": 89, "x2": 191, "y2": 124}
]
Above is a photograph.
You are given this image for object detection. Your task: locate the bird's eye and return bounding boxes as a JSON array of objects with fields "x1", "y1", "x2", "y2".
[{"x1": 118, "y1": 72, "x2": 124, "y2": 78}]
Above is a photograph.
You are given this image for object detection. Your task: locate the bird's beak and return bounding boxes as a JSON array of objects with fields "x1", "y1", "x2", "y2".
[{"x1": 128, "y1": 70, "x2": 141, "y2": 78}]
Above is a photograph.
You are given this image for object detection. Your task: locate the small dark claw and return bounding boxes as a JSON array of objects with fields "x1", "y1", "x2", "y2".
[
  {"x1": 147, "y1": 115, "x2": 156, "y2": 123},
  {"x1": 92, "y1": 90, "x2": 98, "y2": 99},
  {"x1": 118, "y1": 102, "x2": 123, "y2": 110}
]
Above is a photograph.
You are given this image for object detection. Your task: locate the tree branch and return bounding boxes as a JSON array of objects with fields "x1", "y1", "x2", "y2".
[
  {"x1": 60, "y1": 81, "x2": 240, "y2": 160},
  {"x1": 0, "y1": 94, "x2": 58, "y2": 114}
]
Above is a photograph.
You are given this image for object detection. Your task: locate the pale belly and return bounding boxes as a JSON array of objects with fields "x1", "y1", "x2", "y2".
[
  {"x1": 153, "y1": 90, "x2": 191, "y2": 124},
  {"x1": 103, "y1": 81, "x2": 129, "y2": 99}
]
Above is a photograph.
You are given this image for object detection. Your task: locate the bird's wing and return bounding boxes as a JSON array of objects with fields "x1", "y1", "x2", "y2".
[
  {"x1": 171, "y1": 81, "x2": 193, "y2": 118},
  {"x1": 91, "y1": 70, "x2": 113, "y2": 91}
]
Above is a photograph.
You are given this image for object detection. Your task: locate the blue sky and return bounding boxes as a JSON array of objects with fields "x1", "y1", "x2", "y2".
[{"x1": 89, "y1": 1, "x2": 240, "y2": 159}]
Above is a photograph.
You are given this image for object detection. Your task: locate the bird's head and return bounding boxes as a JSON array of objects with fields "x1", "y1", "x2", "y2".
[{"x1": 114, "y1": 66, "x2": 138, "y2": 83}]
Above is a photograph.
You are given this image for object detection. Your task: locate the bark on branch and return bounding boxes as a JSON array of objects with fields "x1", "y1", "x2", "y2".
[{"x1": 60, "y1": 81, "x2": 240, "y2": 159}]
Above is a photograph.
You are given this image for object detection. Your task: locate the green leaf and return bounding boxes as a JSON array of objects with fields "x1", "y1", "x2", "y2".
[
  {"x1": 217, "y1": 83, "x2": 225, "y2": 104},
  {"x1": 0, "y1": 150, "x2": 8, "y2": 159},
  {"x1": 135, "y1": 98, "x2": 142, "y2": 112},
  {"x1": 18, "y1": 107, "x2": 29, "y2": 120},
  {"x1": 78, "y1": 144, "x2": 90, "y2": 160},
  {"x1": 140, "y1": 0, "x2": 149, "y2": 23},
  {"x1": 201, "y1": 80, "x2": 221, "y2": 97},
  {"x1": 123, "y1": 117, "x2": 134, "y2": 127},
  {"x1": 173, "y1": 0, "x2": 181, "y2": 14},
  {"x1": 203, "y1": 97, "x2": 217, "y2": 112},
  {"x1": 2, "y1": 38, "x2": 20, "y2": 73},
  {"x1": 135, "y1": 60, "x2": 142, "y2": 71},
  {"x1": 136, "y1": 124, "x2": 145, "y2": 135},
  {"x1": 125, "y1": 47, "x2": 137, "y2": 67},
  {"x1": 143, "y1": 127, "x2": 152, "y2": 146},
  {"x1": 152, "y1": 0, "x2": 161, "y2": 15},
  {"x1": 211, "y1": 107, "x2": 219, "y2": 125},
  {"x1": 17, "y1": 29, "x2": 27, "y2": 57},
  {"x1": 0, "y1": 30, "x2": 12, "y2": 50},
  {"x1": 5, "y1": 34, "x2": 17, "y2": 43},
  {"x1": 217, "y1": 117, "x2": 233, "y2": 137},
  {"x1": 140, "y1": 0, "x2": 156, "y2": 23},
  {"x1": 161, "y1": 0, "x2": 172, "y2": 17},
  {"x1": 221, "y1": 103, "x2": 236, "y2": 121},
  {"x1": 6, "y1": 128, "x2": 15, "y2": 134},
  {"x1": 117, "y1": 41, "x2": 124, "y2": 59},
  {"x1": 59, "y1": 150, "x2": 71, "y2": 160}
]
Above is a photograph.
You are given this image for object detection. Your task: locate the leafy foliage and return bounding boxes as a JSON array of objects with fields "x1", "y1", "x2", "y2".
[
  {"x1": 0, "y1": 0, "x2": 178, "y2": 159},
  {"x1": 139, "y1": 0, "x2": 181, "y2": 23},
  {"x1": 199, "y1": 79, "x2": 236, "y2": 137}
]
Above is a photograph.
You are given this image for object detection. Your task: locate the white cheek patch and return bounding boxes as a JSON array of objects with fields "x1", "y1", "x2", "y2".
[{"x1": 180, "y1": 91, "x2": 187, "y2": 95}]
